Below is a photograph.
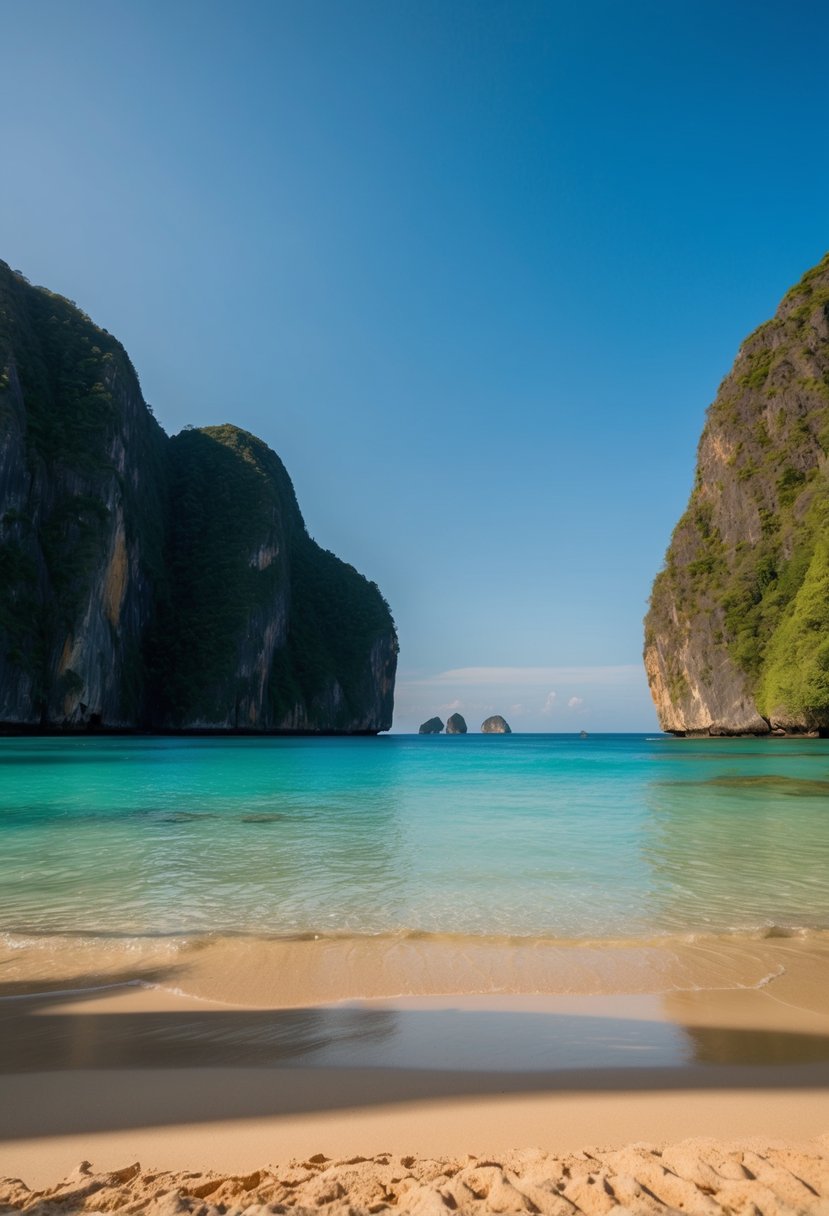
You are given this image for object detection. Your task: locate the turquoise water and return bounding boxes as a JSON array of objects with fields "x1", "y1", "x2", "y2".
[{"x1": 1, "y1": 733, "x2": 829, "y2": 942}]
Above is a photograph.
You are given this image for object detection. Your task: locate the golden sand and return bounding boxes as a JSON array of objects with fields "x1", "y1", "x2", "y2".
[
  {"x1": 3, "y1": 1138, "x2": 829, "y2": 1215},
  {"x1": 1, "y1": 936, "x2": 828, "y2": 1211}
]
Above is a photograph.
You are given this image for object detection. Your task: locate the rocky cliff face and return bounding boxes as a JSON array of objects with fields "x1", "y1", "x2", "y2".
[
  {"x1": 645, "y1": 253, "x2": 829, "y2": 735},
  {"x1": 481, "y1": 715, "x2": 511, "y2": 734},
  {"x1": 151, "y1": 424, "x2": 396, "y2": 731},
  {"x1": 0, "y1": 261, "x2": 166, "y2": 727},
  {"x1": 418, "y1": 717, "x2": 444, "y2": 734},
  {"x1": 0, "y1": 261, "x2": 397, "y2": 733}
]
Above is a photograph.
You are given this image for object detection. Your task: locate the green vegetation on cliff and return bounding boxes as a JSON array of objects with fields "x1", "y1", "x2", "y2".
[
  {"x1": 759, "y1": 541, "x2": 829, "y2": 724},
  {"x1": 151, "y1": 425, "x2": 291, "y2": 723},
  {"x1": 645, "y1": 252, "x2": 829, "y2": 733},
  {"x1": 282, "y1": 533, "x2": 395, "y2": 725},
  {"x1": 0, "y1": 267, "x2": 126, "y2": 468}
]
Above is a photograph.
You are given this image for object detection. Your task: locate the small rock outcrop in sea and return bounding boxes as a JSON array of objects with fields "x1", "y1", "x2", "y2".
[
  {"x1": 0, "y1": 259, "x2": 398, "y2": 733},
  {"x1": 644, "y1": 252, "x2": 829, "y2": 736},
  {"x1": 418, "y1": 717, "x2": 444, "y2": 734},
  {"x1": 481, "y1": 715, "x2": 511, "y2": 734},
  {"x1": 445, "y1": 712, "x2": 467, "y2": 734}
]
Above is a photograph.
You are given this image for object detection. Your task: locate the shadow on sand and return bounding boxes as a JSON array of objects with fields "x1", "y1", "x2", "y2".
[{"x1": 2, "y1": 970, "x2": 829, "y2": 1141}]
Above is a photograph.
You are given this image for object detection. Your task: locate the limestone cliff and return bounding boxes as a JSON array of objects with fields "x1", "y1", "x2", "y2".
[
  {"x1": 645, "y1": 253, "x2": 829, "y2": 735},
  {"x1": 0, "y1": 261, "x2": 397, "y2": 733},
  {"x1": 151, "y1": 425, "x2": 396, "y2": 731},
  {"x1": 0, "y1": 261, "x2": 166, "y2": 726}
]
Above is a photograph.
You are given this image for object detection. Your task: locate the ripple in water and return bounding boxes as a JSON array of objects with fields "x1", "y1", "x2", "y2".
[{"x1": 0, "y1": 734, "x2": 828, "y2": 941}]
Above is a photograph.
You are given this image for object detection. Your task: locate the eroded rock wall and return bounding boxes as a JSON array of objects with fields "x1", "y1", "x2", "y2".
[
  {"x1": 645, "y1": 253, "x2": 829, "y2": 735},
  {"x1": 0, "y1": 262, "x2": 166, "y2": 727}
]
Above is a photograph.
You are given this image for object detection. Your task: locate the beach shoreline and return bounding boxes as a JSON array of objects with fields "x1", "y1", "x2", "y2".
[
  {"x1": 3, "y1": 925, "x2": 829, "y2": 1007},
  {"x1": 1, "y1": 960, "x2": 828, "y2": 1207}
]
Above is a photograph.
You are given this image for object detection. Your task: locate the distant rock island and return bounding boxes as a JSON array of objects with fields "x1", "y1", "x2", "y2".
[
  {"x1": 481, "y1": 715, "x2": 511, "y2": 734},
  {"x1": 418, "y1": 712, "x2": 510, "y2": 734},
  {"x1": 418, "y1": 716, "x2": 444, "y2": 734},
  {"x1": 645, "y1": 252, "x2": 829, "y2": 736},
  {"x1": 0, "y1": 261, "x2": 397, "y2": 733}
]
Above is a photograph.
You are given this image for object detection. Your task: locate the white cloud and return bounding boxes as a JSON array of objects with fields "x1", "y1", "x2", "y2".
[
  {"x1": 541, "y1": 690, "x2": 557, "y2": 715},
  {"x1": 567, "y1": 696, "x2": 584, "y2": 709}
]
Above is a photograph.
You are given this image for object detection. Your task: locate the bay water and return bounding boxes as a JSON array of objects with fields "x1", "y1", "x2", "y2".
[{"x1": 1, "y1": 732, "x2": 828, "y2": 946}]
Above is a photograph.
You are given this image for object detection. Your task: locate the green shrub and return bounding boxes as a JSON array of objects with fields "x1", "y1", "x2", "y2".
[{"x1": 760, "y1": 543, "x2": 829, "y2": 719}]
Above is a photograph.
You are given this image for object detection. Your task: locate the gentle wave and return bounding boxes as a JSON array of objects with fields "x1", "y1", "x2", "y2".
[
  {"x1": 2, "y1": 924, "x2": 828, "y2": 1009},
  {"x1": 3, "y1": 922, "x2": 829, "y2": 952}
]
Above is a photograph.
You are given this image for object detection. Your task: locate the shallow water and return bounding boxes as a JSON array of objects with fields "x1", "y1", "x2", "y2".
[{"x1": 1, "y1": 733, "x2": 828, "y2": 946}]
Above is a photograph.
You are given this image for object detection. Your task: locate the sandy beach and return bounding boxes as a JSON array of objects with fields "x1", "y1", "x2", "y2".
[
  {"x1": 4, "y1": 1136, "x2": 829, "y2": 1214},
  {"x1": 1, "y1": 936, "x2": 829, "y2": 1212}
]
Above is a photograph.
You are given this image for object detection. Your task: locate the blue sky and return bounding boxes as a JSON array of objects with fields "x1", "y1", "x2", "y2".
[{"x1": 2, "y1": 1, "x2": 827, "y2": 731}]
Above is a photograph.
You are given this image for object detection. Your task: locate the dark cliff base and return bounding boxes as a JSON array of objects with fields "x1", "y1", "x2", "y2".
[
  {"x1": 0, "y1": 724, "x2": 385, "y2": 736},
  {"x1": 668, "y1": 728, "x2": 829, "y2": 739}
]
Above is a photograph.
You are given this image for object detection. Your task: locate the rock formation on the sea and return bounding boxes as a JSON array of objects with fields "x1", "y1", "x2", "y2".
[
  {"x1": 481, "y1": 715, "x2": 511, "y2": 733},
  {"x1": 645, "y1": 252, "x2": 829, "y2": 736},
  {"x1": 445, "y1": 712, "x2": 467, "y2": 734},
  {"x1": 0, "y1": 260, "x2": 397, "y2": 732},
  {"x1": 418, "y1": 716, "x2": 444, "y2": 734}
]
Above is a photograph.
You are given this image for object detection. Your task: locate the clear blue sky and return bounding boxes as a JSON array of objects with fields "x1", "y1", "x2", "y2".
[{"x1": 2, "y1": 1, "x2": 827, "y2": 730}]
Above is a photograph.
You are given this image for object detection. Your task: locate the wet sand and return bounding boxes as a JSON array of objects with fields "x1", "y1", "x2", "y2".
[
  {"x1": 1, "y1": 937, "x2": 829, "y2": 1209},
  {"x1": 3, "y1": 924, "x2": 829, "y2": 1006}
]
